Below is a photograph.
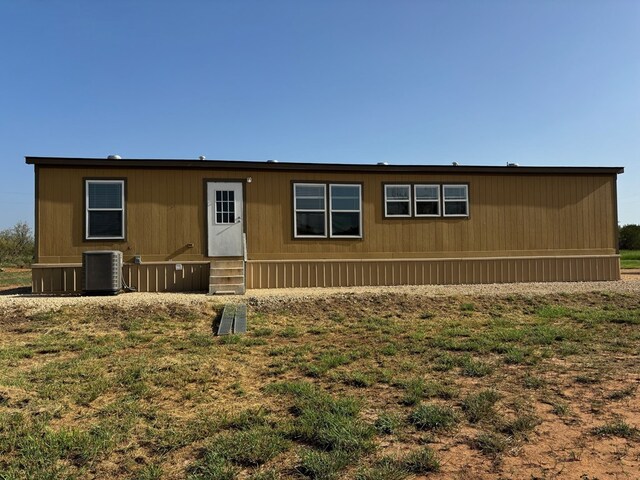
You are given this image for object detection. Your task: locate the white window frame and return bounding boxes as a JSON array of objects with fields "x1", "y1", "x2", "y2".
[
  {"x1": 384, "y1": 184, "x2": 412, "y2": 218},
  {"x1": 442, "y1": 184, "x2": 469, "y2": 217},
  {"x1": 293, "y1": 183, "x2": 327, "y2": 238},
  {"x1": 329, "y1": 183, "x2": 362, "y2": 239},
  {"x1": 414, "y1": 184, "x2": 441, "y2": 217},
  {"x1": 85, "y1": 179, "x2": 125, "y2": 240}
]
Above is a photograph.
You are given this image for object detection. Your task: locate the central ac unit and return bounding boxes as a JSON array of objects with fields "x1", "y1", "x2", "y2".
[{"x1": 82, "y1": 250, "x2": 123, "y2": 295}]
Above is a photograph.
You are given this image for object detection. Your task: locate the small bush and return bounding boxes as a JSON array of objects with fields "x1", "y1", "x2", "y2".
[
  {"x1": 409, "y1": 404, "x2": 459, "y2": 431},
  {"x1": 0, "y1": 221, "x2": 34, "y2": 266}
]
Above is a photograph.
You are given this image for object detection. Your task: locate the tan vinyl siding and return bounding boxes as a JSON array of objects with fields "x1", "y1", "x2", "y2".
[
  {"x1": 35, "y1": 166, "x2": 618, "y2": 264},
  {"x1": 31, "y1": 262, "x2": 210, "y2": 294},
  {"x1": 245, "y1": 256, "x2": 620, "y2": 289}
]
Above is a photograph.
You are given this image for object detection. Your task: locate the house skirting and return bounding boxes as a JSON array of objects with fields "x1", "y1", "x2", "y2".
[
  {"x1": 244, "y1": 255, "x2": 620, "y2": 289},
  {"x1": 31, "y1": 262, "x2": 210, "y2": 294},
  {"x1": 31, "y1": 255, "x2": 620, "y2": 294}
]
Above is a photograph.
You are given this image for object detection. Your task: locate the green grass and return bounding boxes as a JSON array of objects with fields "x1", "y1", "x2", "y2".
[
  {"x1": 0, "y1": 269, "x2": 31, "y2": 287},
  {"x1": 1, "y1": 292, "x2": 639, "y2": 478},
  {"x1": 462, "y1": 389, "x2": 500, "y2": 423},
  {"x1": 408, "y1": 403, "x2": 459, "y2": 431},
  {"x1": 472, "y1": 431, "x2": 510, "y2": 456},
  {"x1": 620, "y1": 250, "x2": 640, "y2": 269},
  {"x1": 591, "y1": 420, "x2": 640, "y2": 439}
]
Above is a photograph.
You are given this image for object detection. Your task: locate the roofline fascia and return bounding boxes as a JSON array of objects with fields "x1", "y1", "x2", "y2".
[{"x1": 24, "y1": 157, "x2": 625, "y2": 175}]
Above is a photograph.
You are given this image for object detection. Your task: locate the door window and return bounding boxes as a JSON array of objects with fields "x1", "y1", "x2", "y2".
[{"x1": 215, "y1": 190, "x2": 236, "y2": 224}]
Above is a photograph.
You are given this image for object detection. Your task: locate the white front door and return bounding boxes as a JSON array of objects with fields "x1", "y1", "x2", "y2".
[{"x1": 207, "y1": 182, "x2": 244, "y2": 257}]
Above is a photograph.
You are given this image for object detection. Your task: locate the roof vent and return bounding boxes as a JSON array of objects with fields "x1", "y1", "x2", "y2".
[
  {"x1": 199, "y1": 155, "x2": 206, "y2": 161},
  {"x1": 266, "y1": 159, "x2": 279, "y2": 163},
  {"x1": 506, "y1": 162, "x2": 519, "y2": 167},
  {"x1": 107, "y1": 154, "x2": 121, "y2": 160},
  {"x1": 377, "y1": 162, "x2": 389, "y2": 166}
]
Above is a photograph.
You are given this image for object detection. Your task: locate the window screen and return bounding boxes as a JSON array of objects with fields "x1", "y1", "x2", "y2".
[
  {"x1": 443, "y1": 185, "x2": 469, "y2": 216},
  {"x1": 330, "y1": 184, "x2": 361, "y2": 237},
  {"x1": 385, "y1": 185, "x2": 411, "y2": 217},
  {"x1": 294, "y1": 184, "x2": 326, "y2": 237},
  {"x1": 86, "y1": 180, "x2": 125, "y2": 239},
  {"x1": 414, "y1": 185, "x2": 440, "y2": 216}
]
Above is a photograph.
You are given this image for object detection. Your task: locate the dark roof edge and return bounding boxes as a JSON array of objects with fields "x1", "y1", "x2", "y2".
[{"x1": 24, "y1": 157, "x2": 624, "y2": 175}]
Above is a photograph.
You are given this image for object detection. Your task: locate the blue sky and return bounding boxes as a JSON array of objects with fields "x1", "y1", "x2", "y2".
[{"x1": 1, "y1": 0, "x2": 638, "y2": 228}]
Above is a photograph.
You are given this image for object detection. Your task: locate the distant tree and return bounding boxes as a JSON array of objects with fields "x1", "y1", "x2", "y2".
[
  {"x1": 619, "y1": 224, "x2": 640, "y2": 250},
  {"x1": 0, "y1": 222, "x2": 34, "y2": 267}
]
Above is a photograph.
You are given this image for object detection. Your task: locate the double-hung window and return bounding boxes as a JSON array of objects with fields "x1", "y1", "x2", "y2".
[
  {"x1": 293, "y1": 183, "x2": 362, "y2": 238},
  {"x1": 414, "y1": 185, "x2": 440, "y2": 217},
  {"x1": 293, "y1": 183, "x2": 326, "y2": 237},
  {"x1": 443, "y1": 184, "x2": 469, "y2": 217},
  {"x1": 384, "y1": 185, "x2": 411, "y2": 217},
  {"x1": 330, "y1": 184, "x2": 362, "y2": 237},
  {"x1": 85, "y1": 180, "x2": 125, "y2": 240}
]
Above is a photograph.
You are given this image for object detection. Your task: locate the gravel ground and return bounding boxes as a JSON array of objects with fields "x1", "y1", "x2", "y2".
[{"x1": 0, "y1": 275, "x2": 638, "y2": 313}]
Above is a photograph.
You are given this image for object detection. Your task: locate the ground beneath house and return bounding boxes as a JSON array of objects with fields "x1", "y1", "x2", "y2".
[{"x1": 0, "y1": 280, "x2": 639, "y2": 479}]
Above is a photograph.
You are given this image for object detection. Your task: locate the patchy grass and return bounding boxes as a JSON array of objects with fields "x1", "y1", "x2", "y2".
[
  {"x1": 0, "y1": 269, "x2": 31, "y2": 288},
  {"x1": 462, "y1": 389, "x2": 500, "y2": 423},
  {"x1": 592, "y1": 420, "x2": 640, "y2": 440},
  {"x1": 620, "y1": 250, "x2": 640, "y2": 269},
  {"x1": 1, "y1": 292, "x2": 640, "y2": 479},
  {"x1": 409, "y1": 403, "x2": 459, "y2": 431}
]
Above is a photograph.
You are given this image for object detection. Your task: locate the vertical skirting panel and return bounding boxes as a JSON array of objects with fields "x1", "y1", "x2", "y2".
[
  {"x1": 245, "y1": 255, "x2": 621, "y2": 289},
  {"x1": 31, "y1": 262, "x2": 210, "y2": 294}
]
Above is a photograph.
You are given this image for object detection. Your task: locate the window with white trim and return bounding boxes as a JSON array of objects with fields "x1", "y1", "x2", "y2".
[
  {"x1": 330, "y1": 184, "x2": 362, "y2": 237},
  {"x1": 85, "y1": 180, "x2": 125, "y2": 239},
  {"x1": 443, "y1": 184, "x2": 469, "y2": 217},
  {"x1": 414, "y1": 185, "x2": 440, "y2": 217},
  {"x1": 384, "y1": 184, "x2": 411, "y2": 217},
  {"x1": 293, "y1": 183, "x2": 326, "y2": 237}
]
